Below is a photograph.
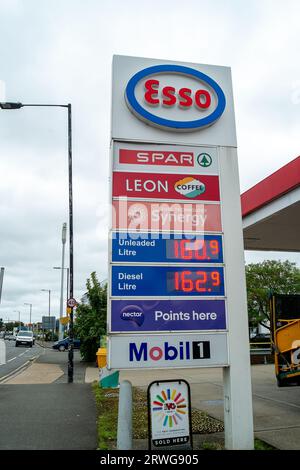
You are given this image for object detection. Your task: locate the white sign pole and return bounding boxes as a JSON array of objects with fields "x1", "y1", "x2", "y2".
[{"x1": 219, "y1": 147, "x2": 254, "y2": 449}]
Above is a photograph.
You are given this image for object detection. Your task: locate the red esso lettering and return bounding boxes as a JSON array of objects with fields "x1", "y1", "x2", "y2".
[{"x1": 144, "y1": 79, "x2": 211, "y2": 110}]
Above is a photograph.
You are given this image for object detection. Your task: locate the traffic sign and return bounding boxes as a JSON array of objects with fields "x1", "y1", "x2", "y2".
[{"x1": 67, "y1": 298, "x2": 77, "y2": 308}]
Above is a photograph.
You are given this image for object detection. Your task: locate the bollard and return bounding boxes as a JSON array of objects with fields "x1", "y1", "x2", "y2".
[
  {"x1": 117, "y1": 380, "x2": 132, "y2": 450},
  {"x1": 0, "y1": 339, "x2": 6, "y2": 365}
]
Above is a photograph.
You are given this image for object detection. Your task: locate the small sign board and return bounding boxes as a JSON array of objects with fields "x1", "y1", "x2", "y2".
[
  {"x1": 147, "y1": 379, "x2": 192, "y2": 450},
  {"x1": 42, "y1": 316, "x2": 56, "y2": 330}
]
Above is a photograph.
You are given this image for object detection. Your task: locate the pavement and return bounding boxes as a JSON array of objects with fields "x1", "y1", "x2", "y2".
[{"x1": 0, "y1": 348, "x2": 98, "y2": 450}]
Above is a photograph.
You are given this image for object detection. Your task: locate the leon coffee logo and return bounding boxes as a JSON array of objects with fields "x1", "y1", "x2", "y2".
[{"x1": 174, "y1": 177, "x2": 206, "y2": 198}]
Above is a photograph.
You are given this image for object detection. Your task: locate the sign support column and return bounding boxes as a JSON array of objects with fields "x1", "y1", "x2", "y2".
[{"x1": 219, "y1": 147, "x2": 254, "y2": 449}]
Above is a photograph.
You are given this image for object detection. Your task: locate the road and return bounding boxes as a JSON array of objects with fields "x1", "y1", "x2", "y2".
[{"x1": 0, "y1": 339, "x2": 43, "y2": 382}]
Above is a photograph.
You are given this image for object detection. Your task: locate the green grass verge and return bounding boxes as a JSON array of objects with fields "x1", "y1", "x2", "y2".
[{"x1": 92, "y1": 382, "x2": 276, "y2": 451}]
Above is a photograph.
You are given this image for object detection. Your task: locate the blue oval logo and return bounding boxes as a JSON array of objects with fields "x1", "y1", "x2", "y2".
[{"x1": 125, "y1": 64, "x2": 226, "y2": 131}]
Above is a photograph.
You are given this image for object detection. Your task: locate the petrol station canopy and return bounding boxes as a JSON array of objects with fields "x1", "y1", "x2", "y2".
[{"x1": 242, "y1": 156, "x2": 300, "y2": 252}]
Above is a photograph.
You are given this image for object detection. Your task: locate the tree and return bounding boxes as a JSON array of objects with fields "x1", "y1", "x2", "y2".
[
  {"x1": 74, "y1": 272, "x2": 107, "y2": 361},
  {"x1": 246, "y1": 260, "x2": 300, "y2": 330}
]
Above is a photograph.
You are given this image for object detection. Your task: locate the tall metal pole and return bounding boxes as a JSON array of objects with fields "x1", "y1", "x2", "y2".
[
  {"x1": 0, "y1": 267, "x2": 4, "y2": 305},
  {"x1": 67, "y1": 103, "x2": 74, "y2": 383},
  {"x1": 59, "y1": 223, "x2": 67, "y2": 340}
]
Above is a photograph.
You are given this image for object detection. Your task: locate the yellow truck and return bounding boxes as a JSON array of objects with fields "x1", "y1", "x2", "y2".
[{"x1": 270, "y1": 294, "x2": 300, "y2": 387}]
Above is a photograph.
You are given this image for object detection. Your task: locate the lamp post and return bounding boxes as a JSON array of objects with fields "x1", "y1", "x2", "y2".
[
  {"x1": 53, "y1": 220, "x2": 67, "y2": 341},
  {"x1": 0, "y1": 101, "x2": 74, "y2": 383},
  {"x1": 24, "y1": 303, "x2": 32, "y2": 329},
  {"x1": 13, "y1": 310, "x2": 21, "y2": 329},
  {"x1": 41, "y1": 289, "x2": 51, "y2": 338}
]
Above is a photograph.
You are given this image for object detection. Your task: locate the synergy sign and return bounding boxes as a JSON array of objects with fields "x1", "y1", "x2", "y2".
[
  {"x1": 125, "y1": 64, "x2": 226, "y2": 131},
  {"x1": 112, "y1": 200, "x2": 222, "y2": 232}
]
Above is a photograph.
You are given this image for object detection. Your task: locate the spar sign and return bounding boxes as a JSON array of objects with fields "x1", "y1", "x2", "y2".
[{"x1": 125, "y1": 64, "x2": 226, "y2": 131}]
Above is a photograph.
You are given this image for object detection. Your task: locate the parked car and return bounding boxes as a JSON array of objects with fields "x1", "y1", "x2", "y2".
[
  {"x1": 4, "y1": 332, "x2": 14, "y2": 341},
  {"x1": 52, "y1": 337, "x2": 80, "y2": 352},
  {"x1": 15, "y1": 330, "x2": 34, "y2": 347}
]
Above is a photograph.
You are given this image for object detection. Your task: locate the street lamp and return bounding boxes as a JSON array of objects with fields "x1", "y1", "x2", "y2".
[
  {"x1": 54, "y1": 223, "x2": 67, "y2": 341},
  {"x1": 53, "y1": 266, "x2": 69, "y2": 339},
  {"x1": 0, "y1": 101, "x2": 75, "y2": 383},
  {"x1": 13, "y1": 310, "x2": 21, "y2": 329},
  {"x1": 41, "y1": 289, "x2": 52, "y2": 341},
  {"x1": 41, "y1": 289, "x2": 51, "y2": 318},
  {"x1": 24, "y1": 303, "x2": 32, "y2": 329}
]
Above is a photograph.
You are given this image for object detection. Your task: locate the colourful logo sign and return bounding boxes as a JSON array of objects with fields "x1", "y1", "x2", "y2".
[
  {"x1": 125, "y1": 64, "x2": 226, "y2": 131},
  {"x1": 174, "y1": 177, "x2": 205, "y2": 198},
  {"x1": 152, "y1": 388, "x2": 187, "y2": 428}
]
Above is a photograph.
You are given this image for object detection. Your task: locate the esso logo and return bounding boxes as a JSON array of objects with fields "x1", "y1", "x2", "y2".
[
  {"x1": 144, "y1": 79, "x2": 211, "y2": 110},
  {"x1": 125, "y1": 64, "x2": 226, "y2": 131}
]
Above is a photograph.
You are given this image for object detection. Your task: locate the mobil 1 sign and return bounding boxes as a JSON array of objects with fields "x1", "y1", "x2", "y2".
[{"x1": 108, "y1": 333, "x2": 228, "y2": 369}]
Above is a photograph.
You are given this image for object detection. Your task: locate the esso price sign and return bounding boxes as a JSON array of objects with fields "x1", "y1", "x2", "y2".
[{"x1": 125, "y1": 64, "x2": 226, "y2": 131}]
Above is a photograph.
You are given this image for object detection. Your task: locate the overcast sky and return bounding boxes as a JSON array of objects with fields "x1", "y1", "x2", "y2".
[{"x1": 0, "y1": 0, "x2": 299, "y2": 323}]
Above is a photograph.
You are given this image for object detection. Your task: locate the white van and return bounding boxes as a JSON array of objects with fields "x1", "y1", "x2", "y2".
[{"x1": 15, "y1": 331, "x2": 34, "y2": 347}]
